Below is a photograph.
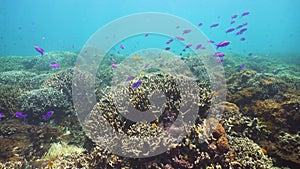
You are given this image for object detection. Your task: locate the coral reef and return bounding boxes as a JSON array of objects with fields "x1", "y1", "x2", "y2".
[
  {"x1": 275, "y1": 132, "x2": 300, "y2": 164},
  {"x1": 228, "y1": 136, "x2": 273, "y2": 168},
  {"x1": 0, "y1": 71, "x2": 41, "y2": 116},
  {"x1": 18, "y1": 88, "x2": 72, "y2": 124},
  {"x1": 41, "y1": 141, "x2": 85, "y2": 161}
]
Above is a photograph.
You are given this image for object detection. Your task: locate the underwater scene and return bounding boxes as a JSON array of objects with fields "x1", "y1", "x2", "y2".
[{"x1": 0, "y1": 0, "x2": 300, "y2": 169}]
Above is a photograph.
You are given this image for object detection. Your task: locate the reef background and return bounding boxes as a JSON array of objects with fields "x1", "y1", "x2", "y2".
[{"x1": 0, "y1": 51, "x2": 299, "y2": 169}]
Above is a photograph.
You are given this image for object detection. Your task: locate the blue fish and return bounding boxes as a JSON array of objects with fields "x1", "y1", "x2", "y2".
[
  {"x1": 131, "y1": 79, "x2": 142, "y2": 89},
  {"x1": 0, "y1": 112, "x2": 3, "y2": 120},
  {"x1": 15, "y1": 112, "x2": 27, "y2": 119},
  {"x1": 43, "y1": 111, "x2": 54, "y2": 120}
]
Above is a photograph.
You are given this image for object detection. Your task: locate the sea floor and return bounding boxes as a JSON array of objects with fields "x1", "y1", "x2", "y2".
[{"x1": 0, "y1": 51, "x2": 299, "y2": 169}]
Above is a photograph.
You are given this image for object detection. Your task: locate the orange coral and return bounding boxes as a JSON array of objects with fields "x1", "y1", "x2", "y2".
[
  {"x1": 217, "y1": 135, "x2": 229, "y2": 153},
  {"x1": 213, "y1": 123, "x2": 226, "y2": 139}
]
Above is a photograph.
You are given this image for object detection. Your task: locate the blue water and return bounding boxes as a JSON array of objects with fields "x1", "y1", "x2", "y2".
[{"x1": 1, "y1": 0, "x2": 300, "y2": 56}]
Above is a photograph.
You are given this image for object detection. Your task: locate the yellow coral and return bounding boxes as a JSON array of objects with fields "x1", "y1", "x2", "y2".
[{"x1": 42, "y1": 142, "x2": 85, "y2": 161}]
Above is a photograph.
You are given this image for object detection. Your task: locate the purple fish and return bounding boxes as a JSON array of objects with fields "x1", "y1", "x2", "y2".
[
  {"x1": 144, "y1": 33, "x2": 149, "y2": 37},
  {"x1": 182, "y1": 29, "x2": 192, "y2": 35},
  {"x1": 210, "y1": 23, "x2": 219, "y2": 28},
  {"x1": 185, "y1": 44, "x2": 192, "y2": 48},
  {"x1": 241, "y1": 11, "x2": 250, "y2": 17},
  {"x1": 110, "y1": 57, "x2": 117, "y2": 63},
  {"x1": 194, "y1": 44, "x2": 202, "y2": 50},
  {"x1": 231, "y1": 14, "x2": 238, "y2": 19},
  {"x1": 236, "y1": 28, "x2": 248, "y2": 36},
  {"x1": 218, "y1": 59, "x2": 224, "y2": 64},
  {"x1": 241, "y1": 64, "x2": 245, "y2": 70},
  {"x1": 175, "y1": 36, "x2": 185, "y2": 41},
  {"x1": 50, "y1": 62, "x2": 60, "y2": 68},
  {"x1": 112, "y1": 63, "x2": 117, "y2": 68},
  {"x1": 0, "y1": 112, "x2": 3, "y2": 120},
  {"x1": 132, "y1": 79, "x2": 142, "y2": 89},
  {"x1": 236, "y1": 24, "x2": 244, "y2": 30},
  {"x1": 43, "y1": 111, "x2": 54, "y2": 120},
  {"x1": 165, "y1": 47, "x2": 171, "y2": 51},
  {"x1": 240, "y1": 37, "x2": 246, "y2": 41},
  {"x1": 207, "y1": 40, "x2": 215, "y2": 43},
  {"x1": 216, "y1": 41, "x2": 230, "y2": 49},
  {"x1": 225, "y1": 28, "x2": 235, "y2": 33},
  {"x1": 15, "y1": 112, "x2": 27, "y2": 119},
  {"x1": 176, "y1": 25, "x2": 180, "y2": 29},
  {"x1": 212, "y1": 52, "x2": 225, "y2": 57},
  {"x1": 125, "y1": 76, "x2": 135, "y2": 83},
  {"x1": 198, "y1": 22, "x2": 203, "y2": 26},
  {"x1": 120, "y1": 44, "x2": 125, "y2": 49},
  {"x1": 34, "y1": 46, "x2": 44, "y2": 56},
  {"x1": 144, "y1": 64, "x2": 150, "y2": 69},
  {"x1": 230, "y1": 20, "x2": 236, "y2": 24},
  {"x1": 166, "y1": 39, "x2": 174, "y2": 44}
]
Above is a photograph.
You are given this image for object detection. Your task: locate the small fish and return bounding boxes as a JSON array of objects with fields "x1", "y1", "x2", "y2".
[
  {"x1": 185, "y1": 44, "x2": 192, "y2": 48},
  {"x1": 201, "y1": 46, "x2": 206, "y2": 50},
  {"x1": 144, "y1": 33, "x2": 149, "y2": 37},
  {"x1": 225, "y1": 28, "x2": 235, "y2": 33},
  {"x1": 176, "y1": 25, "x2": 180, "y2": 29},
  {"x1": 144, "y1": 64, "x2": 150, "y2": 69},
  {"x1": 230, "y1": 20, "x2": 236, "y2": 24},
  {"x1": 207, "y1": 40, "x2": 215, "y2": 43},
  {"x1": 175, "y1": 36, "x2": 184, "y2": 41},
  {"x1": 131, "y1": 79, "x2": 142, "y2": 89},
  {"x1": 216, "y1": 41, "x2": 230, "y2": 49},
  {"x1": 50, "y1": 62, "x2": 60, "y2": 68},
  {"x1": 15, "y1": 112, "x2": 27, "y2": 119},
  {"x1": 125, "y1": 76, "x2": 135, "y2": 82},
  {"x1": 182, "y1": 29, "x2": 192, "y2": 35},
  {"x1": 110, "y1": 57, "x2": 117, "y2": 63},
  {"x1": 120, "y1": 44, "x2": 125, "y2": 49},
  {"x1": 194, "y1": 44, "x2": 202, "y2": 50},
  {"x1": 34, "y1": 46, "x2": 45, "y2": 56},
  {"x1": 240, "y1": 37, "x2": 246, "y2": 41},
  {"x1": 241, "y1": 11, "x2": 250, "y2": 17},
  {"x1": 42, "y1": 111, "x2": 54, "y2": 120},
  {"x1": 72, "y1": 44, "x2": 75, "y2": 49},
  {"x1": 241, "y1": 64, "x2": 245, "y2": 70},
  {"x1": 231, "y1": 14, "x2": 238, "y2": 19},
  {"x1": 198, "y1": 22, "x2": 203, "y2": 26},
  {"x1": 218, "y1": 59, "x2": 224, "y2": 64},
  {"x1": 112, "y1": 63, "x2": 117, "y2": 68},
  {"x1": 242, "y1": 22, "x2": 248, "y2": 26},
  {"x1": 210, "y1": 23, "x2": 219, "y2": 28},
  {"x1": 166, "y1": 39, "x2": 174, "y2": 44},
  {"x1": 0, "y1": 112, "x2": 3, "y2": 120},
  {"x1": 134, "y1": 56, "x2": 140, "y2": 61},
  {"x1": 236, "y1": 24, "x2": 244, "y2": 30},
  {"x1": 165, "y1": 47, "x2": 171, "y2": 51},
  {"x1": 212, "y1": 52, "x2": 225, "y2": 57},
  {"x1": 240, "y1": 28, "x2": 248, "y2": 33},
  {"x1": 236, "y1": 28, "x2": 248, "y2": 36}
]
